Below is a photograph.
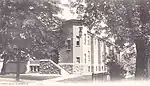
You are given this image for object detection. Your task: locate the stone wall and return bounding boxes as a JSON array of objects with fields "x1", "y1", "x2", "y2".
[
  {"x1": 39, "y1": 60, "x2": 61, "y2": 74},
  {"x1": 59, "y1": 64, "x2": 73, "y2": 74},
  {"x1": 59, "y1": 63, "x2": 90, "y2": 74}
]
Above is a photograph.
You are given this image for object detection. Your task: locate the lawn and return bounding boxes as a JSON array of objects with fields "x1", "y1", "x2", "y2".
[{"x1": 0, "y1": 74, "x2": 60, "y2": 81}]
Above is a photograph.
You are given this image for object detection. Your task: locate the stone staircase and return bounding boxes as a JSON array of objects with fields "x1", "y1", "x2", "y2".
[{"x1": 39, "y1": 59, "x2": 70, "y2": 75}]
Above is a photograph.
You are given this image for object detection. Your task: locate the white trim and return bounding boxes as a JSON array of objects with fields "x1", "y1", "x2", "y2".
[{"x1": 29, "y1": 64, "x2": 40, "y2": 66}]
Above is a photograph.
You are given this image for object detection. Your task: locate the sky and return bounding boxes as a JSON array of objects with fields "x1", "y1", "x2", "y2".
[
  {"x1": 57, "y1": 0, "x2": 107, "y2": 27},
  {"x1": 56, "y1": 0, "x2": 78, "y2": 20},
  {"x1": 56, "y1": 0, "x2": 113, "y2": 41}
]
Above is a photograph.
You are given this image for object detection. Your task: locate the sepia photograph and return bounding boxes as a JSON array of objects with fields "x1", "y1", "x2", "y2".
[{"x1": 0, "y1": 0, "x2": 150, "y2": 85}]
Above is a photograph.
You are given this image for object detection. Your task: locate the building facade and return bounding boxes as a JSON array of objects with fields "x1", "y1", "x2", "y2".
[{"x1": 59, "y1": 20, "x2": 119, "y2": 74}]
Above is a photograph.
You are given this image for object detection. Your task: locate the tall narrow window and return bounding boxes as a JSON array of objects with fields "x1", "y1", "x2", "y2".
[
  {"x1": 67, "y1": 39, "x2": 71, "y2": 50},
  {"x1": 88, "y1": 36, "x2": 90, "y2": 45},
  {"x1": 84, "y1": 54, "x2": 86, "y2": 63},
  {"x1": 84, "y1": 34, "x2": 86, "y2": 45},
  {"x1": 88, "y1": 51, "x2": 90, "y2": 62},
  {"x1": 88, "y1": 66, "x2": 90, "y2": 72},
  {"x1": 76, "y1": 36, "x2": 80, "y2": 46},
  {"x1": 76, "y1": 57, "x2": 80, "y2": 63}
]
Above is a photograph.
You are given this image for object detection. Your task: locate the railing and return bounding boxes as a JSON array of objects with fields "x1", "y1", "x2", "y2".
[
  {"x1": 29, "y1": 60, "x2": 40, "y2": 73},
  {"x1": 29, "y1": 65, "x2": 40, "y2": 73}
]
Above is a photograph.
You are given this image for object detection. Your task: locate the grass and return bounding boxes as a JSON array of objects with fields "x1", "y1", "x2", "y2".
[{"x1": 0, "y1": 74, "x2": 59, "y2": 81}]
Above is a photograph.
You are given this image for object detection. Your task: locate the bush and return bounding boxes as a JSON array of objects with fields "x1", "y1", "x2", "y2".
[
  {"x1": 105, "y1": 52, "x2": 126, "y2": 81},
  {"x1": 106, "y1": 61, "x2": 126, "y2": 80}
]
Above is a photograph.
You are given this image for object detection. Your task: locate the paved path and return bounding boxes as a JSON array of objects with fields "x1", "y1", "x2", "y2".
[
  {"x1": 42, "y1": 74, "x2": 82, "y2": 82},
  {"x1": 32, "y1": 80, "x2": 150, "y2": 86},
  {"x1": 1, "y1": 76, "x2": 150, "y2": 86},
  {"x1": 0, "y1": 77, "x2": 35, "y2": 86}
]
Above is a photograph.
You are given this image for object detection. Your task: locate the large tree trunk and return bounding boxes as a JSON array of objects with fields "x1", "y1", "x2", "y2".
[
  {"x1": 134, "y1": 37, "x2": 148, "y2": 79},
  {"x1": 134, "y1": 0, "x2": 150, "y2": 80}
]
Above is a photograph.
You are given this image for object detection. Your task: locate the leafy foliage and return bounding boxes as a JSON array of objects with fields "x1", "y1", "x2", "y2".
[
  {"x1": 105, "y1": 50, "x2": 126, "y2": 80},
  {"x1": 71, "y1": 0, "x2": 150, "y2": 79},
  {"x1": 120, "y1": 44, "x2": 136, "y2": 75},
  {"x1": 0, "y1": 0, "x2": 66, "y2": 60}
]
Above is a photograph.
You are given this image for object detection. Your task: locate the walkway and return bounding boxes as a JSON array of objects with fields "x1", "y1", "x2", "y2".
[{"x1": 43, "y1": 74, "x2": 83, "y2": 82}]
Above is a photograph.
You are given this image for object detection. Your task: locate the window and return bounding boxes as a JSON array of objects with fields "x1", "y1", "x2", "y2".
[
  {"x1": 77, "y1": 41, "x2": 80, "y2": 46},
  {"x1": 76, "y1": 36, "x2": 80, "y2": 46},
  {"x1": 88, "y1": 66, "x2": 90, "y2": 72},
  {"x1": 88, "y1": 51, "x2": 90, "y2": 62},
  {"x1": 79, "y1": 27, "x2": 83, "y2": 32},
  {"x1": 67, "y1": 39, "x2": 71, "y2": 50},
  {"x1": 102, "y1": 66, "x2": 104, "y2": 71},
  {"x1": 84, "y1": 54, "x2": 86, "y2": 63},
  {"x1": 84, "y1": 34, "x2": 86, "y2": 45},
  {"x1": 76, "y1": 57, "x2": 80, "y2": 63},
  {"x1": 79, "y1": 27, "x2": 83, "y2": 37},
  {"x1": 87, "y1": 36, "x2": 89, "y2": 45}
]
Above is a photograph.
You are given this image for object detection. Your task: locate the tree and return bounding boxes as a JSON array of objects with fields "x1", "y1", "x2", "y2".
[
  {"x1": 0, "y1": 51, "x2": 9, "y2": 74},
  {"x1": 120, "y1": 44, "x2": 136, "y2": 75},
  {"x1": 0, "y1": 0, "x2": 65, "y2": 78},
  {"x1": 72, "y1": 0, "x2": 150, "y2": 79}
]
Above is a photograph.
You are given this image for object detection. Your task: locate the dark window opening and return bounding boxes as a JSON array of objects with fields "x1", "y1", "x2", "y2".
[
  {"x1": 84, "y1": 34, "x2": 86, "y2": 45},
  {"x1": 77, "y1": 41, "x2": 80, "y2": 45},
  {"x1": 76, "y1": 57, "x2": 80, "y2": 63},
  {"x1": 67, "y1": 39, "x2": 71, "y2": 49},
  {"x1": 76, "y1": 36, "x2": 80, "y2": 46},
  {"x1": 84, "y1": 54, "x2": 86, "y2": 63},
  {"x1": 88, "y1": 36, "x2": 90, "y2": 45}
]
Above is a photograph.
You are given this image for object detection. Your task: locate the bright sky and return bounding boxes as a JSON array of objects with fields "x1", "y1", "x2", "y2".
[
  {"x1": 57, "y1": 0, "x2": 108, "y2": 29},
  {"x1": 57, "y1": 0, "x2": 111, "y2": 40},
  {"x1": 56, "y1": 0, "x2": 78, "y2": 20}
]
